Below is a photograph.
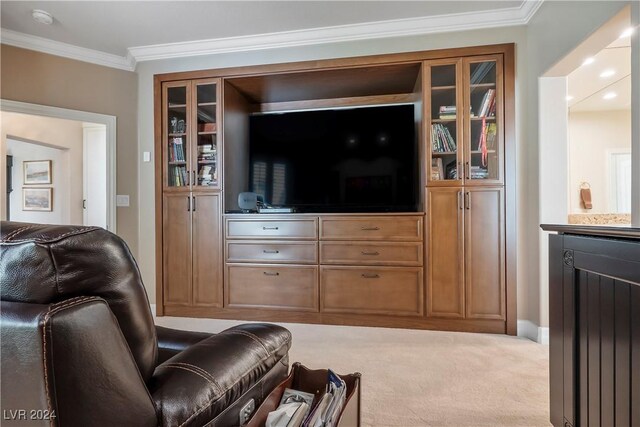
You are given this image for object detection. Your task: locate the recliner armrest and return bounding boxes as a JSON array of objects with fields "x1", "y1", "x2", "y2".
[
  {"x1": 150, "y1": 323, "x2": 291, "y2": 427},
  {"x1": 1, "y1": 297, "x2": 158, "y2": 427},
  {"x1": 156, "y1": 325, "x2": 213, "y2": 364}
]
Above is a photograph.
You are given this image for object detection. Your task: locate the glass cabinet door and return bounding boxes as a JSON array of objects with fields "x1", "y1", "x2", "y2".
[
  {"x1": 192, "y1": 79, "x2": 220, "y2": 189},
  {"x1": 464, "y1": 56, "x2": 503, "y2": 184},
  {"x1": 164, "y1": 83, "x2": 190, "y2": 189},
  {"x1": 427, "y1": 60, "x2": 462, "y2": 184}
]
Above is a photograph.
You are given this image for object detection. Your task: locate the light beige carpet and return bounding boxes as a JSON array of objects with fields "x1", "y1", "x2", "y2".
[{"x1": 154, "y1": 315, "x2": 550, "y2": 427}]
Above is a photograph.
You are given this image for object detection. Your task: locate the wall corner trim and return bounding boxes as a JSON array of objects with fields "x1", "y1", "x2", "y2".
[{"x1": 517, "y1": 319, "x2": 549, "y2": 344}]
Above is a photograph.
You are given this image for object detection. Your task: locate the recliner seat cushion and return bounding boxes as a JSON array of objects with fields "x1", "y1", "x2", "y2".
[{"x1": 150, "y1": 323, "x2": 291, "y2": 427}]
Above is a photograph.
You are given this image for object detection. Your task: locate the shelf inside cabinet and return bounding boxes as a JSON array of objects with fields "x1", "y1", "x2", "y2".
[
  {"x1": 470, "y1": 83, "x2": 496, "y2": 88},
  {"x1": 168, "y1": 104, "x2": 187, "y2": 108},
  {"x1": 197, "y1": 102, "x2": 217, "y2": 107},
  {"x1": 198, "y1": 131, "x2": 217, "y2": 135},
  {"x1": 431, "y1": 119, "x2": 457, "y2": 123},
  {"x1": 471, "y1": 117, "x2": 496, "y2": 121},
  {"x1": 432, "y1": 151, "x2": 457, "y2": 156},
  {"x1": 169, "y1": 133, "x2": 187, "y2": 137},
  {"x1": 470, "y1": 150, "x2": 496, "y2": 154},
  {"x1": 168, "y1": 161, "x2": 187, "y2": 165},
  {"x1": 431, "y1": 85, "x2": 456, "y2": 91}
]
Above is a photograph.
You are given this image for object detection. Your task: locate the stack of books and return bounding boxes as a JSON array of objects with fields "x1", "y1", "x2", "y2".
[
  {"x1": 171, "y1": 166, "x2": 188, "y2": 186},
  {"x1": 470, "y1": 165, "x2": 489, "y2": 179},
  {"x1": 169, "y1": 138, "x2": 185, "y2": 162},
  {"x1": 198, "y1": 165, "x2": 216, "y2": 186},
  {"x1": 439, "y1": 105, "x2": 456, "y2": 119},
  {"x1": 477, "y1": 89, "x2": 496, "y2": 117},
  {"x1": 431, "y1": 124, "x2": 456, "y2": 152},
  {"x1": 198, "y1": 144, "x2": 217, "y2": 162}
]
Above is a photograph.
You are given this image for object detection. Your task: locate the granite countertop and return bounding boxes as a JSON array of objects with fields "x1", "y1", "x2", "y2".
[{"x1": 568, "y1": 213, "x2": 631, "y2": 225}]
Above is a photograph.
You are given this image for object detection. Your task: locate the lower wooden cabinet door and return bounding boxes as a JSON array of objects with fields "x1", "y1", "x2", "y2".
[
  {"x1": 192, "y1": 193, "x2": 223, "y2": 307},
  {"x1": 321, "y1": 266, "x2": 423, "y2": 316},
  {"x1": 226, "y1": 265, "x2": 319, "y2": 311},
  {"x1": 426, "y1": 188, "x2": 465, "y2": 318},
  {"x1": 464, "y1": 187, "x2": 505, "y2": 320},
  {"x1": 163, "y1": 193, "x2": 192, "y2": 305}
]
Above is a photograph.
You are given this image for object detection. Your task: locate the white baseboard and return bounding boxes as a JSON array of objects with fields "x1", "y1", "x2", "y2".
[{"x1": 517, "y1": 320, "x2": 549, "y2": 345}]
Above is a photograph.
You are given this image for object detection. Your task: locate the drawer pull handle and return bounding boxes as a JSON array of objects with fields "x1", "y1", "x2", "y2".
[
  {"x1": 263, "y1": 249, "x2": 280, "y2": 254},
  {"x1": 263, "y1": 226, "x2": 279, "y2": 230},
  {"x1": 361, "y1": 273, "x2": 380, "y2": 279},
  {"x1": 361, "y1": 226, "x2": 380, "y2": 231},
  {"x1": 361, "y1": 251, "x2": 380, "y2": 256},
  {"x1": 263, "y1": 271, "x2": 280, "y2": 276}
]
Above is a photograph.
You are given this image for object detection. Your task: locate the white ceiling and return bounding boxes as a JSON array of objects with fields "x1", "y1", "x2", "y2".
[
  {"x1": 568, "y1": 36, "x2": 631, "y2": 112},
  {"x1": 0, "y1": 1, "x2": 540, "y2": 70}
]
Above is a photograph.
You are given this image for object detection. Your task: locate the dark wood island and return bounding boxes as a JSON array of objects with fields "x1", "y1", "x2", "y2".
[{"x1": 541, "y1": 224, "x2": 640, "y2": 427}]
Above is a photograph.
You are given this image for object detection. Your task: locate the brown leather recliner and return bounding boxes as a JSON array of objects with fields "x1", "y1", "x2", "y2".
[{"x1": 0, "y1": 221, "x2": 291, "y2": 426}]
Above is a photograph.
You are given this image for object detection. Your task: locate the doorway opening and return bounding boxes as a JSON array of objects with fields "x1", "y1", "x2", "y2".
[{"x1": 0, "y1": 100, "x2": 116, "y2": 231}]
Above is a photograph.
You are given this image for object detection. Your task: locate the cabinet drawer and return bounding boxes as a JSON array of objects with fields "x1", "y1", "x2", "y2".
[
  {"x1": 226, "y1": 219, "x2": 317, "y2": 240},
  {"x1": 226, "y1": 265, "x2": 318, "y2": 311},
  {"x1": 321, "y1": 266, "x2": 423, "y2": 316},
  {"x1": 227, "y1": 241, "x2": 318, "y2": 264},
  {"x1": 320, "y1": 242, "x2": 422, "y2": 266},
  {"x1": 320, "y1": 216, "x2": 423, "y2": 241}
]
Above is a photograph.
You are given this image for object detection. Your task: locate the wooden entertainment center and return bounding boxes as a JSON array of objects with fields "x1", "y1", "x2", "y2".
[{"x1": 154, "y1": 43, "x2": 516, "y2": 335}]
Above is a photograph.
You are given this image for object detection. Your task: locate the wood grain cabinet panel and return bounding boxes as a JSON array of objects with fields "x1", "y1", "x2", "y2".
[
  {"x1": 426, "y1": 188, "x2": 465, "y2": 318},
  {"x1": 192, "y1": 194, "x2": 223, "y2": 307},
  {"x1": 227, "y1": 265, "x2": 318, "y2": 311},
  {"x1": 465, "y1": 187, "x2": 505, "y2": 320},
  {"x1": 321, "y1": 266, "x2": 423, "y2": 316},
  {"x1": 320, "y1": 241, "x2": 422, "y2": 266},
  {"x1": 320, "y1": 216, "x2": 423, "y2": 241},
  {"x1": 226, "y1": 219, "x2": 318, "y2": 240},
  {"x1": 162, "y1": 194, "x2": 192, "y2": 305},
  {"x1": 227, "y1": 241, "x2": 318, "y2": 264}
]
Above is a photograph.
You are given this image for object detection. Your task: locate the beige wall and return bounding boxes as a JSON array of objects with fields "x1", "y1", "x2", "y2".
[
  {"x1": 527, "y1": 0, "x2": 634, "y2": 329},
  {"x1": 0, "y1": 45, "x2": 139, "y2": 256},
  {"x1": 569, "y1": 110, "x2": 632, "y2": 214},
  {"x1": 2, "y1": 112, "x2": 84, "y2": 224}
]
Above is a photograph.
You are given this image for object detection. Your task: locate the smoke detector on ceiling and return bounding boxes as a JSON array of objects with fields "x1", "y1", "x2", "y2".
[{"x1": 32, "y1": 9, "x2": 54, "y2": 25}]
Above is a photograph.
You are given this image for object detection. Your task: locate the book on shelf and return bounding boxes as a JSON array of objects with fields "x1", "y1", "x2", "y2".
[
  {"x1": 431, "y1": 158, "x2": 444, "y2": 180},
  {"x1": 470, "y1": 165, "x2": 489, "y2": 179},
  {"x1": 431, "y1": 123, "x2": 456, "y2": 153},
  {"x1": 170, "y1": 165, "x2": 188, "y2": 186},
  {"x1": 478, "y1": 122, "x2": 497, "y2": 150},
  {"x1": 477, "y1": 89, "x2": 496, "y2": 118},
  {"x1": 439, "y1": 105, "x2": 456, "y2": 119},
  {"x1": 169, "y1": 137, "x2": 185, "y2": 162}
]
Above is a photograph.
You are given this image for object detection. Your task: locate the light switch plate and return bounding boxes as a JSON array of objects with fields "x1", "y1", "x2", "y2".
[
  {"x1": 143, "y1": 151, "x2": 151, "y2": 162},
  {"x1": 116, "y1": 195, "x2": 130, "y2": 207}
]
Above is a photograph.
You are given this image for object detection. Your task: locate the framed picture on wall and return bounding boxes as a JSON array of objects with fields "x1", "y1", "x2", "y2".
[
  {"x1": 23, "y1": 160, "x2": 52, "y2": 185},
  {"x1": 23, "y1": 188, "x2": 52, "y2": 211}
]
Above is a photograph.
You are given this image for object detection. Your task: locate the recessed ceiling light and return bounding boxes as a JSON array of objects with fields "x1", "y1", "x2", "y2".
[
  {"x1": 599, "y1": 69, "x2": 615, "y2": 78},
  {"x1": 603, "y1": 92, "x2": 617, "y2": 100},
  {"x1": 566, "y1": 95, "x2": 574, "y2": 101},
  {"x1": 32, "y1": 9, "x2": 53, "y2": 25},
  {"x1": 582, "y1": 57, "x2": 595, "y2": 66},
  {"x1": 619, "y1": 27, "x2": 634, "y2": 38}
]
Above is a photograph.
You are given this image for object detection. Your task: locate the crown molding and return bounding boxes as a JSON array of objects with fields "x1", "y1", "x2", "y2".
[
  {"x1": 0, "y1": 0, "x2": 543, "y2": 70},
  {"x1": 130, "y1": 0, "x2": 543, "y2": 62},
  {"x1": 0, "y1": 28, "x2": 136, "y2": 71}
]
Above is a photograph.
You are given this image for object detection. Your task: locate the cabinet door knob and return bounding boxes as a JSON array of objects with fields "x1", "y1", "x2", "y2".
[
  {"x1": 361, "y1": 273, "x2": 380, "y2": 279},
  {"x1": 263, "y1": 271, "x2": 279, "y2": 276},
  {"x1": 361, "y1": 226, "x2": 380, "y2": 231},
  {"x1": 361, "y1": 251, "x2": 379, "y2": 256}
]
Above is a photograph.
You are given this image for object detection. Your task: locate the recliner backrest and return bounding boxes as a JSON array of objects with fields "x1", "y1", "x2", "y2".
[{"x1": 0, "y1": 221, "x2": 158, "y2": 381}]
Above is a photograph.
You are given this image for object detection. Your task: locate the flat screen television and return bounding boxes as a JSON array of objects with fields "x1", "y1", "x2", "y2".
[{"x1": 248, "y1": 104, "x2": 418, "y2": 213}]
